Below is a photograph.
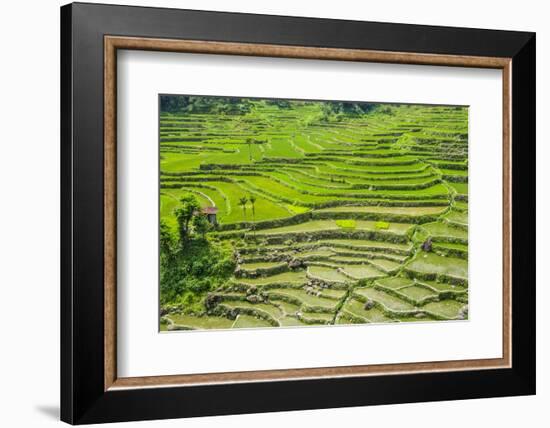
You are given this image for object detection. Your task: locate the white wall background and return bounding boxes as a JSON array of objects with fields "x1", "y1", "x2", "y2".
[{"x1": 0, "y1": 1, "x2": 545, "y2": 427}]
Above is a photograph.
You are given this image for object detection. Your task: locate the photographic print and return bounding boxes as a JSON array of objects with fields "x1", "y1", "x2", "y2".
[{"x1": 159, "y1": 95, "x2": 469, "y2": 331}]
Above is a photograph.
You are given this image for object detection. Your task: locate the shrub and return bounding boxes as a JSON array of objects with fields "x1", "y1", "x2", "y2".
[{"x1": 160, "y1": 238, "x2": 236, "y2": 309}]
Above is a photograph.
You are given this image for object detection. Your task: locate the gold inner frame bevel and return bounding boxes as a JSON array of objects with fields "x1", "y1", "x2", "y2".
[{"x1": 104, "y1": 36, "x2": 512, "y2": 391}]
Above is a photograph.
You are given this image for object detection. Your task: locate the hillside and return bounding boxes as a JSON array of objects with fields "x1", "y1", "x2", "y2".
[{"x1": 159, "y1": 97, "x2": 469, "y2": 330}]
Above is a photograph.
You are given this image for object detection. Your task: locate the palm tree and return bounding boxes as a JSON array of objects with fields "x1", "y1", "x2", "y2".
[
  {"x1": 246, "y1": 138, "x2": 253, "y2": 162},
  {"x1": 249, "y1": 195, "x2": 257, "y2": 235},
  {"x1": 238, "y1": 196, "x2": 248, "y2": 223}
]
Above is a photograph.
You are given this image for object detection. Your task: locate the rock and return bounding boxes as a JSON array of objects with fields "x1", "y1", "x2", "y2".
[
  {"x1": 421, "y1": 238, "x2": 433, "y2": 252},
  {"x1": 288, "y1": 258, "x2": 304, "y2": 269},
  {"x1": 458, "y1": 304, "x2": 469, "y2": 320},
  {"x1": 414, "y1": 312, "x2": 426, "y2": 318},
  {"x1": 364, "y1": 299, "x2": 375, "y2": 310},
  {"x1": 246, "y1": 295, "x2": 260, "y2": 303},
  {"x1": 204, "y1": 293, "x2": 220, "y2": 310}
]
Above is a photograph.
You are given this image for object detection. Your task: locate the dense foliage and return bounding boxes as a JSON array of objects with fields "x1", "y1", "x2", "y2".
[
  {"x1": 160, "y1": 195, "x2": 235, "y2": 312},
  {"x1": 160, "y1": 95, "x2": 252, "y2": 115},
  {"x1": 317, "y1": 102, "x2": 397, "y2": 122},
  {"x1": 264, "y1": 99, "x2": 292, "y2": 108}
]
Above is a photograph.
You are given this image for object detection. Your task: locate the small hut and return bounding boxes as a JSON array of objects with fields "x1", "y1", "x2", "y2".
[{"x1": 202, "y1": 207, "x2": 218, "y2": 225}]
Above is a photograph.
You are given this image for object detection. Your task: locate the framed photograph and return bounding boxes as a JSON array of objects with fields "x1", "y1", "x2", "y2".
[{"x1": 60, "y1": 2, "x2": 535, "y2": 424}]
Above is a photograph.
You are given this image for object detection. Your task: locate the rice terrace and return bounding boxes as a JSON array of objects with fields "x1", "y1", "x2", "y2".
[{"x1": 159, "y1": 95, "x2": 469, "y2": 331}]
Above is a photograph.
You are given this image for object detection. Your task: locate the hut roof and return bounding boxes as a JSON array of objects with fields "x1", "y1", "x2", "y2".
[{"x1": 202, "y1": 207, "x2": 218, "y2": 214}]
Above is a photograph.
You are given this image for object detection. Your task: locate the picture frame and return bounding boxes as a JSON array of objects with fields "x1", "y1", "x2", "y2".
[{"x1": 61, "y1": 2, "x2": 535, "y2": 424}]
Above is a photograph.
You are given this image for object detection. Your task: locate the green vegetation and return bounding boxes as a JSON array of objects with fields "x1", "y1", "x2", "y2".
[
  {"x1": 336, "y1": 219, "x2": 356, "y2": 230},
  {"x1": 159, "y1": 194, "x2": 235, "y2": 312},
  {"x1": 159, "y1": 95, "x2": 469, "y2": 330},
  {"x1": 232, "y1": 315, "x2": 273, "y2": 329}
]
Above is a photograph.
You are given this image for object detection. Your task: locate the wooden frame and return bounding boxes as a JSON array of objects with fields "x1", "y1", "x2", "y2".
[
  {"x1": 104, "y1": 36, "x2": 513, "y2": 390},
  {"x1": 62, "y1": 2, "x2": 535, "y2": 424}
]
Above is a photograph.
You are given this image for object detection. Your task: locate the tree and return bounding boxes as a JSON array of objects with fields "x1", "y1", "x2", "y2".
[
  {"x1": 238, "y1": 196, "x2": 248, "y2": 223},
  {"x1": 192, "y1": 214, "x2": 211, "y2": 239},
  {"x1": 318, "y1": 101, "x2": 377, "y2": 122},
  {"x1": 159, "y1": 219, "x2": 175, "y2": 260},
  {"x1": 265, "y1": 99, "x2": 291, "y2": 108},
  {"x1": 246, "y1": 138, "x2": 253, "y2": 162},
  {"x1": 159, "y1": 95, "x2": 251, "y2": 115},
  {"x1": 174, "y1": 194, "x2": 200, "y2": 244},
  {"x1": 160, "y1": 95, "x2": 190, "y2": 113},
  {"x1": 248, "y1": 195, "x2": 257, "y2": 236}
]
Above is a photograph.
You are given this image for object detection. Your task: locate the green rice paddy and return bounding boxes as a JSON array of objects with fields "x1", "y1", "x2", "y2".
[{"x1": 160, "y1": 96, "x2": 469, "y2": 330}]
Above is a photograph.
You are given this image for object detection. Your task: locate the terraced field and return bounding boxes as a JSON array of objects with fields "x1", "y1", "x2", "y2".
[{"x1": 159, "y1": 96, "x2": 469, "y2": 331}]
